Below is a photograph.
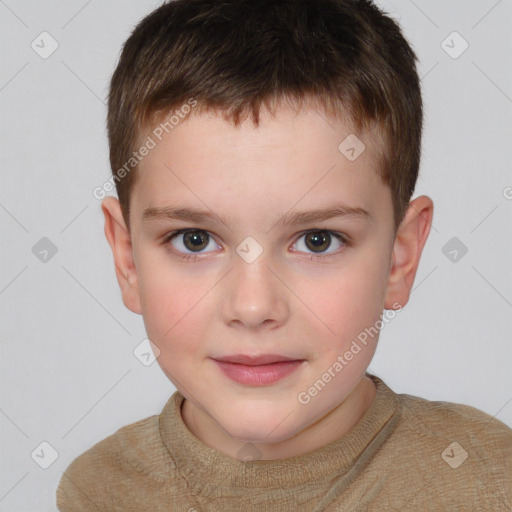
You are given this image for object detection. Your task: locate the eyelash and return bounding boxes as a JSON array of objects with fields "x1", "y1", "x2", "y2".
[{"x1": 161, "y1": 228, "x2": 350, "y2": 262}]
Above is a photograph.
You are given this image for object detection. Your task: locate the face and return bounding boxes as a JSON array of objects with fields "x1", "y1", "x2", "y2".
[{"x1": 104, "y1": 101, "x2": 430, "y2": 458}]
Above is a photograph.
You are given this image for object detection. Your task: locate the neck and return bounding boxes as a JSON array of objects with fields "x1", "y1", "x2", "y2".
[{"x1": 181, "y1": 375, "x2": 377, "y2": 461}]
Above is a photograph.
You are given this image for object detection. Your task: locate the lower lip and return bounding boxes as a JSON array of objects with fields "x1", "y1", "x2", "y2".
[{"x1": 213, "y1": 359, "x2": 304, "y2": 386}]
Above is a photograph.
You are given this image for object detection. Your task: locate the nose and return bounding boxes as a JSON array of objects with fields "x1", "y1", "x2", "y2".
[{"x1": 222, "y1": 253, "x2": 289, "y2": 331}]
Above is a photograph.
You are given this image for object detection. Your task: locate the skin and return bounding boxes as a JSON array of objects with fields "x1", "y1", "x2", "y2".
[{"x1": 101, "y1": 101, "x2": 433, "y2": 461}]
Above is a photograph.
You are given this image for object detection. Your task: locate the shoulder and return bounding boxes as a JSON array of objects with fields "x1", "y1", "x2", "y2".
[
  {"x1": 56, "y1": 413, "x2": 175, "y2": 511},
  {"x1": 391, "y1": 390, "x2": 512, "y2": 506},
  {"x1": 397, "y1": 390, "x2": 512, "y2": 444}
]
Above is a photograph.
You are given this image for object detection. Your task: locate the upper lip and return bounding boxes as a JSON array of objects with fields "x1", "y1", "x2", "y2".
[{"x1": 212, "y1": 354, "x2": 303, "y2": 365}]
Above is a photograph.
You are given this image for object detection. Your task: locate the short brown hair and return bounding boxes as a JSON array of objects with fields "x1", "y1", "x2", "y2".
[{"x1": 107, "y1": 0, "x2": 422, "y2": 232}]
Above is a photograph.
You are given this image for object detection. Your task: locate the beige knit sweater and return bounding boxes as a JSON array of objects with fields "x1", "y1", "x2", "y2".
[{"x1": 56, "y1": 374, "x2": 512, "y2": 511}]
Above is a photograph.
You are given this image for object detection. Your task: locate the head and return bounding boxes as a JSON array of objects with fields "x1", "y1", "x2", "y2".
[{"x1": 102, "y1": 0, "x2": 433, "y2": 451}]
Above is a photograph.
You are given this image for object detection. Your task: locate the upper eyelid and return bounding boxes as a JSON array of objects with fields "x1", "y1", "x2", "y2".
[{"x1": 165, "y1": 227, "x2": 346, "y2": 237}]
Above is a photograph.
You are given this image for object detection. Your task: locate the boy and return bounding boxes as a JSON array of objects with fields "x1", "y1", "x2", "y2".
[{"x1": 57, "y1": 0, "x2": 512, "y2": 510}]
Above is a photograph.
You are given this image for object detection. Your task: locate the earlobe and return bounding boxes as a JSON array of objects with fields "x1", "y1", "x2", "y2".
[
  {"x1": 101, "y1": 196, "x2": 142, "y2": 315},
  {"x1": 384, "y1": 195, "x2": 434, "y2": 309}
]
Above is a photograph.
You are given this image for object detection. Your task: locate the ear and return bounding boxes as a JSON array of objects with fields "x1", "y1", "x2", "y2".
[
  {"x1": 384, "y1": 195, "x2": 434, "y2": 309},
  {"x1": 101, "y1": 196, "x2": 142, "y2": 315}
]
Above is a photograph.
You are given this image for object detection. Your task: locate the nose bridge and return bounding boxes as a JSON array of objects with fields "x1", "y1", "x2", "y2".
[{"x1": 222, "y1": 246, "x2": 288, "y2": 329}]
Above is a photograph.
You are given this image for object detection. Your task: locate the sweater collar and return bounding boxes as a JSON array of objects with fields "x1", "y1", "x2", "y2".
[{"x1": 159, "y1": 374, "x2": 401, "y2": 493}]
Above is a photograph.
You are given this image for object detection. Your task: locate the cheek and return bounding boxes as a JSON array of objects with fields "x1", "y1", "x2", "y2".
[
  {"x1": 295, "y1": 256, "x2": 388, "y2": 350},
  {"x1": 136, "y1": 256, "x2": 210, "y2": 352}
]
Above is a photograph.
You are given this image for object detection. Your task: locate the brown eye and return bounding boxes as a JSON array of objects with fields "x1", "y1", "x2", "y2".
[
  {"x1": 292, "y1": 230, "x2": 347, "y2": 256},
  {"x1": 304, "y1": 231, "x2": 332, "y2": 253},
  {"x1": 166, "y1": 229, "x2": 219, "y2": 257},
  {"x1": 181, "y1": 231, "x2": 210, "y2": 252}
]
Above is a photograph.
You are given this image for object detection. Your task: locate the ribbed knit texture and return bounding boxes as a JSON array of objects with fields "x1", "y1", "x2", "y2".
[{"x1": 57, "y1": 374, "x2": 512, "y2": 511}]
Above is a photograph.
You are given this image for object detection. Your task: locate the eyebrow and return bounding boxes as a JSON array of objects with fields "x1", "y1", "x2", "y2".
[{"x1": 142, "y1": 202, "x2": 372, "y2": 229}]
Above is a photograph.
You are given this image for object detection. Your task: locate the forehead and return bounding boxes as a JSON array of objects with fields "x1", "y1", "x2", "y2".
[{"x1": 131, "y1": 103, "x2": 391, "y2": 230}]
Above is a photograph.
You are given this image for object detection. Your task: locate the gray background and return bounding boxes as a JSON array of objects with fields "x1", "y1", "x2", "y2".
[{"x1": 1, "y1": 0, "x2": 511, "y2": 510}]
